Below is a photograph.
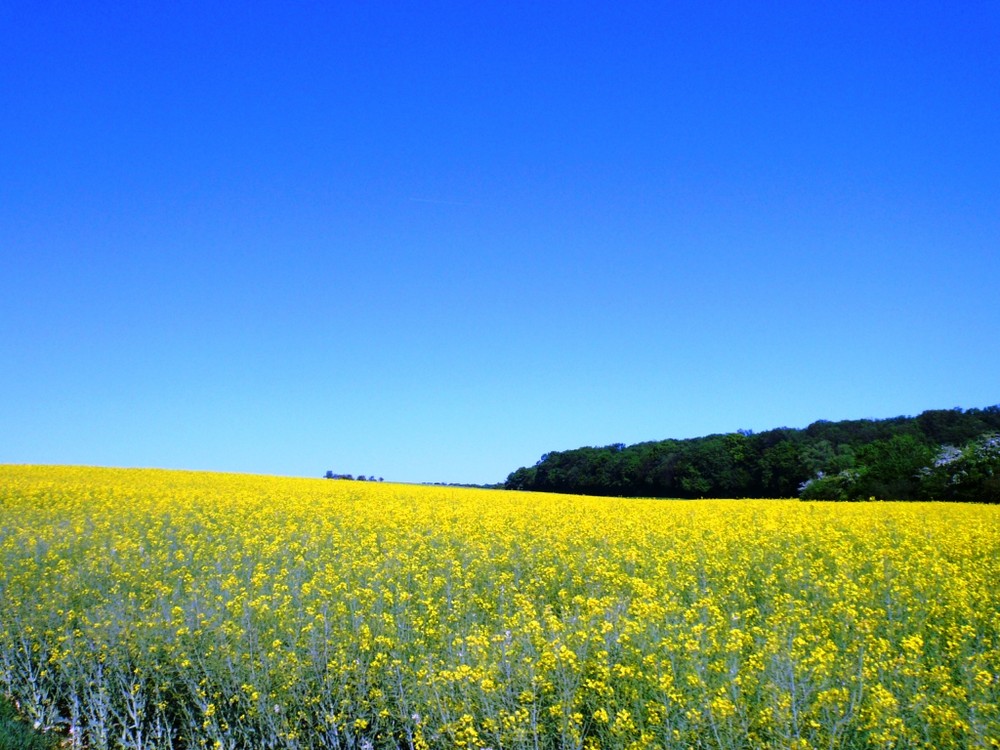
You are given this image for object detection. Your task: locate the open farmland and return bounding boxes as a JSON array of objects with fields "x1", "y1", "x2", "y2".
[{"x1": 1, "y1": 466, "x2": 998, "y2": 749}]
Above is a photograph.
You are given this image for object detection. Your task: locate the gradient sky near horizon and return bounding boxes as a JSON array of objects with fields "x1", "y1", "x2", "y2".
[{"x1": 3, "y1": 1, "x2": 998, "y2": 484}]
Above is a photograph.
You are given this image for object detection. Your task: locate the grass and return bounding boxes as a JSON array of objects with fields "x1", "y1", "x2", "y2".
[{"x1": 0, "y1": 697, "x2": 59, "y2": 750}]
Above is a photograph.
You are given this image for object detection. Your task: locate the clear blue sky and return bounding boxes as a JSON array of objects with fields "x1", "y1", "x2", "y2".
[{"x1": 3, "y1": 1, "x2": 998, "y2": 484}]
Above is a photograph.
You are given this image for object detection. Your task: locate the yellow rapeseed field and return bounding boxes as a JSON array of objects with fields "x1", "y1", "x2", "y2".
[{"x1": 1, "y1": 465, "x2": 998, "y2": 749}]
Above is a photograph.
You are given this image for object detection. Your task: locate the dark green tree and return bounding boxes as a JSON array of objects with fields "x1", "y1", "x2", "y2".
[
  {"x1": 853, "y1": 434, "x2": 936, "y2": 499},
  {"x1": 919, "y1": 434, "x2": 1000, "y2": 503},
  {"x1": 502, "y1": 405, "x2": 1000, "y2": 502}
]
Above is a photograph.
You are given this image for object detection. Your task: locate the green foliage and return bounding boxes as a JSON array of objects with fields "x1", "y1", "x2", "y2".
[
  {"x1": 798, "y1": 469, "x2": 866, "y2": 501},
  {"x1": 758, "y1": 438, "x2": 810, "y2": 497},
  {"x1": 852, "y1": 434, "x2": 936, "y2": 499},
  {"x1": 920, "y1": 433, "x2": 1000, "y2": 503},
  {"x1": 0, "y1": 698, "x2": 59, "y2": 750},
  {"x1": 504, "y1": 405, "x2": 1000, "y2": 501}
]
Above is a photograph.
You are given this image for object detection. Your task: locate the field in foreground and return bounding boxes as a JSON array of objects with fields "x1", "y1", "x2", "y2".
[{"x1": 1, "y1": 466, "x2": 998, "y2": 750}]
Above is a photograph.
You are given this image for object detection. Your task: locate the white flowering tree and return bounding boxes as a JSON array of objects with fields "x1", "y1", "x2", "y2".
[{"x1": 919, "y1": 433, "x2": 1000, "y2": 503}]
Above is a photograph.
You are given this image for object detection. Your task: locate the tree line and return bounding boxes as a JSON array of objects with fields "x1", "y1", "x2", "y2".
[
  {"x1": 504, "y1": 406, "x2": 1000, "y2": 502},
  {"x1": 324, "y1": 472, "x2": 384, "y2": 482}
]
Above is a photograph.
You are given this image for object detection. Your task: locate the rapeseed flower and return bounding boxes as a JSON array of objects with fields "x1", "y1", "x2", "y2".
[{"x1": 0, "y1": 465, "x2": 998, "y2": 748}]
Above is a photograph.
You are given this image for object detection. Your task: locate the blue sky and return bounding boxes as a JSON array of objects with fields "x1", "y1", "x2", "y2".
[{"x1": 2, "y1": 1, "x2": 998, "y2": 484}]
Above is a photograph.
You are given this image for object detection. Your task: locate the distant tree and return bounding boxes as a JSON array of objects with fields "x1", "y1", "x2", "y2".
[
  {"x1": 799, "y1": 439, "x2": 856, "y2": 477},
  {"x1": 799, "y1": 469, "x2": 866, "y2": 501},
  {"x1": 759, "y1": 439, "x2": 809, "y2": 497},
  {"x1": 917, "y1": 407, "x2": 986, "y2": 445},
  {"x1": 919, "y1": 434, "x2": 1000, "y2": 503},
  {"x1": 505, "y1": 466, "x2": 537, "y2": 491},
  {"x1": 852, "y1": 434, "x2": 936, "y2": 499},
  {"x1": 502, "y1": 405, "x2": 1000, "y2": 501}
]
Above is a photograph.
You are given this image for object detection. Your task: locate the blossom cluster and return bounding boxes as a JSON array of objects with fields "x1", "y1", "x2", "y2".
[{"x1": 1, "y1": 466, "x2": 998, "y2": 749}]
